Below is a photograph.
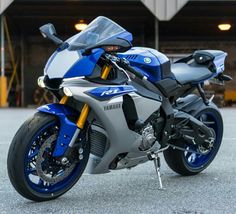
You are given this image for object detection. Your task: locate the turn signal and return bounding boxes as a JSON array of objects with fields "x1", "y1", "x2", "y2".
[{"x1": 103, "y1": 46, "x2": 120, "y2": 52}]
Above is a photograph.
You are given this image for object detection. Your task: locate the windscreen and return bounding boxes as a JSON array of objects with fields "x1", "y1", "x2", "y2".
[{"x1": 66, "y1": 16, "x2": 126, "y2": 49}]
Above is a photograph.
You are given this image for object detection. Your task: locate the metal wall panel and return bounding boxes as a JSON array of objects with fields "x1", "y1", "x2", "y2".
[
  {"x1": 0, "y1": 0, "x2": 14, "y2": 14},
  {"x1": 141, "y1": 0, "x2": 189, "y2": 20},
  {"x1": 0, "y1": 0, "x2": 189, "y2": 19}
]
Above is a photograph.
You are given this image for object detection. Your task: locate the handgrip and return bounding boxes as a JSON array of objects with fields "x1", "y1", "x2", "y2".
[
  {"x1": 104, "y1": 54, "x2": 146, "y2": 80},
  {"x1": 118, "y1": 59, "x2": 146, "y2": 80}
]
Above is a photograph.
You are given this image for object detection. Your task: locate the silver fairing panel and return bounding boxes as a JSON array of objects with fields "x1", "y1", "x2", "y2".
[
  {"x1": 63, "y1": 79, "x2": 161, "y2": 174},
  {"x1": 45, "y1": 49, "x2": 80, "y2": 79}
]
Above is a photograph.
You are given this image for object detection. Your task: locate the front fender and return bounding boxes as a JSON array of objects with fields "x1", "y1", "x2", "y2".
[{"x1": 38, "y1": 104, "x2": 78, "y2": 157}]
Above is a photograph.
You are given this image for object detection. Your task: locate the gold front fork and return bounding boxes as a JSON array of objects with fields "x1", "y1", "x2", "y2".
[
  {"x1": 59, "y1": 95, "x2": 68, "y2": 104},
  {"x1": 76, "y1": 64, "x2": 111, "y2": 128},
  {"x1": 101, "y1": 64, "x2": 112, "y2": 80},
  {"x1": 59, "y1": 64, "x2": 112, "y2": 130},
  {"x1": 76, "y1": 103, "x2": 90, "y2": 129}
]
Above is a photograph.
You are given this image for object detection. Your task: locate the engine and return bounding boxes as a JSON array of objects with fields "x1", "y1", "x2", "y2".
[
  {"x1": 139, "y1": 115, "x2": 165, "y2": 151},
  {"x1": 139, "y1": 124, "x2": 156, "y2": 151}
]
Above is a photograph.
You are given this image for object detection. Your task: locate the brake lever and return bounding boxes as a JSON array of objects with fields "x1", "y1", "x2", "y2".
[
  {"x1": 110, "y1": 60, "x2": 131, "y2": 82},
  {"x1": 103, "y1": 54, "x2": 131, "y2": 82}
]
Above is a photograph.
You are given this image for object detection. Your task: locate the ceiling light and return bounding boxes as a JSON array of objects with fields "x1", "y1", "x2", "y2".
[
  {"x1": 218, "y1": 24, "x2": 231, "y2": 31},
  {"x1": 75, "y1": 20, "x2": 88, "y2": 31}
]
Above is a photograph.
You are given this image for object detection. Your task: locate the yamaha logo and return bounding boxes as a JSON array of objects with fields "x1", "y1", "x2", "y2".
[
  {"x1": 144, "y1": 57, "x2": 152, "y2": 64},
  {"x1": 104, "y1": 103, "x2": 121, "y2": 111}
]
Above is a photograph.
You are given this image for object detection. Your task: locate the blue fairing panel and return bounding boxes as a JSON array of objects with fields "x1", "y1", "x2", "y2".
[
  {"x1": 86, "y1": 85, "x2": 137, "y2": 100},
  {"x1": 38, "y1": 104, "x2": 78, "y2": 157},
  {"x1": 64, "y1": 48, "x2": 104, "y2": 78},
  {"x1": 212, "y1": 52, "x2": 227, "y2": 74},
  {"x1": 118, "y1": 47, "x2": 170, "y2": 83}
]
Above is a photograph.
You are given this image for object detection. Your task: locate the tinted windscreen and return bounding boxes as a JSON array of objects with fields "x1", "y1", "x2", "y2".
[{"x1": 66, "y1": 16, "x2": 126, "y2": 49}]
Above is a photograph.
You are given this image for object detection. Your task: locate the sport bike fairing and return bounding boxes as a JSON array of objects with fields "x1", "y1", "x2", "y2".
[{"x1": 44, "y1": 16, "x2": 133, "y2": 79}]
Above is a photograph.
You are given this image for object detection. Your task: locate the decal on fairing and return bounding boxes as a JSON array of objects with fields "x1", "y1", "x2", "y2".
[
  {"x1": 104, "y1": 103, "x2": 121, "y2": 111},
  {"x1": 86, "y1": 85, "x2": 136, "y2": 100}
]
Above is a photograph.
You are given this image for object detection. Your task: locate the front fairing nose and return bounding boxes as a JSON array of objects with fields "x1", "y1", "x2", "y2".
[{"x1": 44, "y1": 49, "x2": 81, "y2": 79}]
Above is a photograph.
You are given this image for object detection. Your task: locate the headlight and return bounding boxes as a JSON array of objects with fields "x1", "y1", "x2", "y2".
[
  {"x1": 63, "y1": 87, "x2": 73, "y2": 97},
  {"x1": 38, "y1": 76, "x2": 46, "y2": 88}
]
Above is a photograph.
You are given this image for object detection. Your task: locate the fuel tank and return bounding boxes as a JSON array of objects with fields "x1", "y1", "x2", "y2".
[{"x1": 118, "y1": 47, "x2": 172, "y2": 83}]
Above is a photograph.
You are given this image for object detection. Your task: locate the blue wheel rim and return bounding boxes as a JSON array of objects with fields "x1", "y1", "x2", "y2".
[
  {"x1": 183, "y1": 111, "x2": 221, "y2": 169},
  {"x1": 24, "y1": 121, "x2": 86, "y2": 194}
]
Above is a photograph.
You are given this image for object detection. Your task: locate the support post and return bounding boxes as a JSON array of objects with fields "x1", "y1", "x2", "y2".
[
  {"x1": 21, "y1": 32, "x2": 24, "y2": 106},
  {"x1": 0, "y1": 14, "x2": 7, "y2": 107},
  {"x1": 155, "y1": 18, "x2": 159, "y2": 50}
]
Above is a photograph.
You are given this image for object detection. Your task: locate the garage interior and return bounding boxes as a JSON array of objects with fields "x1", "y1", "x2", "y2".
[{"x1": 2, "y1": 0, "x2": 236, "y2": 106}]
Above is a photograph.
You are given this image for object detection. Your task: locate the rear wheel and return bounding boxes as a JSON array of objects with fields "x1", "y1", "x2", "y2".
[
  {"x1": 164, "y1": 106, "x2": 223, "y2": 175},
  {"x1": 7, "y1": 112, "x2": 90, "y2": 201}
]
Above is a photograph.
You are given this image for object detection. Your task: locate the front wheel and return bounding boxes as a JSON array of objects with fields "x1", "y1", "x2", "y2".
[
  {"x1": 7, "y1": 112, "x2": 90, "y2": 201},
  {"x1": 164, "y1": 105, "x2": 223, "y2": 176}
]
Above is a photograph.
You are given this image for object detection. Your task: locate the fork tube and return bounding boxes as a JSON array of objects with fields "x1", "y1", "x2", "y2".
[
  {"x1": 67, "y1": 63, "x2": 112, "y2": 151},
  {"x1": 68, "y1": 104, "x2": 90, "y2": 147},
  {"x1": 101, "y1": 64, "x2": 112, "y2": 80},
  {"x1": 75, "y1": 64, "x2": 111, "y2": 128},
  {"x1": 66, "y1": 103, "x2": 91, "y2": 149},
  {"x1": 59, "y1": 95, "x2": 68, "y2": 104},
  {"x1": 67, "y1": 64, "x2": 112, "y2": 149},
  {"x1": 76, "y1": 103, "x2": 90, "y2": 129}
]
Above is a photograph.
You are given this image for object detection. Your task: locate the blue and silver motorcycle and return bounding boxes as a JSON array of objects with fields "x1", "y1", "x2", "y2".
[{"x1": 7, "y1": 16, "x2": 231, "y2": 201}]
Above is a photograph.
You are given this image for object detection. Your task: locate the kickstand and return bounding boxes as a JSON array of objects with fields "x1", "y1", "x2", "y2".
[{"x1": 153, "y1": 155, "x2": 164, "y2": 190}]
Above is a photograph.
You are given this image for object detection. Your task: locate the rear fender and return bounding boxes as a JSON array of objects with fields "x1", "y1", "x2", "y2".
[
  {"x1": 176, "y1": 94, "x2": 209, "y2": 116},
  {"x1": 37, "y1": 104, "x2": 78, "y2": 157}
]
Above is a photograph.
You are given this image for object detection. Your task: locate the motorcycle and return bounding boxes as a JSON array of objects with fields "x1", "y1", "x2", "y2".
[{"x1": 7, "y1": 16, "x2": 231, "y2": 201}]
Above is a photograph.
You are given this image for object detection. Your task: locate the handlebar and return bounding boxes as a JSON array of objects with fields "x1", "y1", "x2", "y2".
[
  {"x1": 104, "y1": 54, "x2": 147, "y2": 80},
  {"x1": 121, "y1": 61, "x2": 147, "y2": 80}
]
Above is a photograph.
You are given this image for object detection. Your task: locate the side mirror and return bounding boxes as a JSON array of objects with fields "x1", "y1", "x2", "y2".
[{"x1": 39, "y1": 23, "x2": 63, "y2": 45}]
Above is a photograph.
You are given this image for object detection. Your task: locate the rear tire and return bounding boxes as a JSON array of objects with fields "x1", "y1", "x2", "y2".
[
  {"x1": 7, "y1": 112, "x2": 90, "y2": 201},
  {"x1": 164, "y1": 105, "x2": 223, "y2": 176}
]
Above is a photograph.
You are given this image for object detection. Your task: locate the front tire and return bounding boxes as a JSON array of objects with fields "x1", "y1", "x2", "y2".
[
  {"x1": 164, "y1": 105, "x2": 223, "y2": 176},
  {"x1": 7, "y1": 112, "x2": 90, "y2": 201}
]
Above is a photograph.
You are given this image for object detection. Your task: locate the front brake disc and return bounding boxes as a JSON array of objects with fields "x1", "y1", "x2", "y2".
[{"x1": 36, "y1": 134, "x2": 76, "y2": 184}]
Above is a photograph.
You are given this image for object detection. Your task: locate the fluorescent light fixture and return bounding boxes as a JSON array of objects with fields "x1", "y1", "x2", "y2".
[
  {"x1": 218, "y1": 24, "x2": 231, "y2": 31},
  {"x1": 75, "y1": 20, "x2": 88, "y2": 31}
]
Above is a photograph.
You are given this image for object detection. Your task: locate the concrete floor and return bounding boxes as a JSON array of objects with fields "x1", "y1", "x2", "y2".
[{"x1": 0, "y1": 108, "x2": 236, "y2": 214}]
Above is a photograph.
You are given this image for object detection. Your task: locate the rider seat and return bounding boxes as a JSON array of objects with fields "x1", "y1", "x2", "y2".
[
  {"x1": 171, "y1": 63, "x2": 212, "y2": 85},
  {"x1": 171, "y1": 50, "x2": 226, "y2": 84}
]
